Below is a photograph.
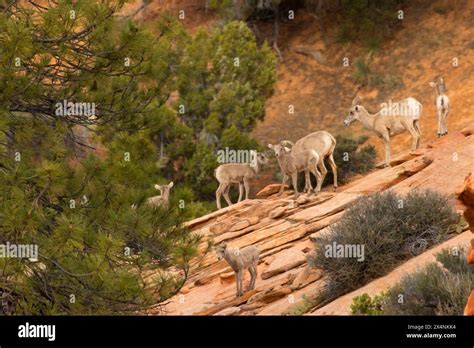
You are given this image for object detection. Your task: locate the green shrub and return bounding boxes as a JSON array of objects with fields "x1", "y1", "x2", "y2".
[
  {"x1": 337, "y1": 0, "x2": 405, "y2": 50},
  {"x1": 383, "y1": 247, "x2": 474, "y2": 315},
  {"x1": 350, "y1": 293, "x2": 385, "y2": 315},
  {"x1": 298, "y1": 134, "x2": 376, "y2": 192},
  {"x1": 329, "y1": 135, "x2": 376, "y2": 185},
  {"x1": 308, "y1": 190, "x2": 459, "y2": 303}
]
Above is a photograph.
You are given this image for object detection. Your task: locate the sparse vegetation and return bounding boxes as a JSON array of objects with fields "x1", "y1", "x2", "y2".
[
  {"x1": 327, "y1": 135, "x2": 376, "y2": 185},
  {"x1": 350, "y1": 247, "x2": 474, "y2": 316},
  {"x1": 308, "y1": 190, "x2": 459, "y2": 304}
]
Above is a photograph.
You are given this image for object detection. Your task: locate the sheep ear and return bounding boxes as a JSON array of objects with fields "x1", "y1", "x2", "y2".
[
  {"x1": 268, "y1": 144, "x2": 273, "y2": 149},
  {"x1": 352, "y1": 96, "x2": 361, "y2": 106},
  {"x1": 284, "y1": 147, "x2": 291, "y2": 153},
  {"x1": 169, "y1": 181, "x2": 174, "y2": 188},
  {"x1": 154, "y1": 184, "x2": 161, "y2": 190},
  {"x1": 429, "y1": 82, "x2": 436, "y2": 87}
]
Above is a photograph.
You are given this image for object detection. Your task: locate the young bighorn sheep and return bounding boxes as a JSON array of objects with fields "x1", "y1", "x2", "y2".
[
  {"x1": 268, "y1": 143, "x2": 322, "y2": 198},
  {"x1": 280, "y1": 131, "x2": 337, "y2": 192},
  {"x1": 344, "y1": 96, "x2": 422, "y2": 167},
  {"x1": 429, "y1": 77, "x2": 449, "y2": 137},
  {"x1": 216, "y1": 242, "x2": 259, "y2": 297},
  {"x1": 132, "y1": 182, "x2": 174, "y2": 209},
  {"x1": 215, "y1": 153, "x2": 268, "y2": 210}
]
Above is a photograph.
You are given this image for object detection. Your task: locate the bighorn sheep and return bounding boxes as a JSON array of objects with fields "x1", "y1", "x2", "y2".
[
  {"x1": 268, "y1": 143, "x2": 322, "y2": 198},
  {"x1": 215, "y1": 153, "x2": 268, "y2": 210},
  {"x1": 344, "y1": 96, "x2": 422, "y2": 167},
  {"x1": 132, "y1": 182, "x2": 174, "y2": 209},
  {"x1": 280, "y1": 131, "x2": 337, "y2": 192},
  {"x1": 216, "y1": 242, "x2": 259, "y2": 297},
  {"x1": 429, "y1": 77, "x2": 449, "y2": 137}
]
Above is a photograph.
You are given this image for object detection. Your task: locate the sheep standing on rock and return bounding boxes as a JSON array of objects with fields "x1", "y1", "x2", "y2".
[
  {"x1": 214, "y1": 153, "x2": 268, "y2": 210},
  {"x1": 216, "y1": 242, "x2": 259, "y2": 297},
  {"x1": 268, "y1": 143, "x2": 322, "y2": 198}
]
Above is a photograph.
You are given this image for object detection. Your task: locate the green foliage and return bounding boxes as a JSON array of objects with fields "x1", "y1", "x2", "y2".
[
  {"x1": 329, "y1": 135, "x2": 376, "y2": 185},
  {"x1": 176, "y1": 21, "x2": 276, "y2": 199},
  {"x1": 381, "y1": 248, "x2": 474, "y2": 315},
  {"x1": 0, "y1": 0, "x2": 205, "y2": 315},
  {"x1": 337, "y1": 0, "x2": 405, "y2": 50},
  {"x1": 308, "y1": 190, "x2": 459, "y2": 303},
  {"x1": 176, "y1": 21, "x2": 277, "y2": 137},
  {"x1": 350, "y1": 293, "x2": 385, "y2": 315}
]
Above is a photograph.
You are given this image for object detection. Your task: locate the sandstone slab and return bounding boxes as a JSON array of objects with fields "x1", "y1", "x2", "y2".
[{"x1": 261, "y1": 249, "x2": 307, "y2": 280}]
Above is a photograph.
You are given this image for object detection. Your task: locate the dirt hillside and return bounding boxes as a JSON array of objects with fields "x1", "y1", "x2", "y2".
[{"x1": 128, "y1": 0, "x2": 474, "y2": 161}]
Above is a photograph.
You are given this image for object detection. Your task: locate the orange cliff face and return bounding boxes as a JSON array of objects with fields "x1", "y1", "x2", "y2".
[
  {"x1": 457, "y1": 171, "x2": 474, "y2": 316},
  {"x1": 151, "y1": 126, "x2": 474, "y2": 316}
]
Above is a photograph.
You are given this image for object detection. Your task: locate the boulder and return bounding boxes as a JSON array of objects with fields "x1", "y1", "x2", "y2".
[
  {"x1": 296, "y1": 195, "x2": 310, "y2": 205},
  {"x1": 256, "y1": 184, "x2": 287, "y2": 198},
  {"x1": 213, "y1": 306, "x2": 242, "y2": 316},
  {"x1": 467, "y1": 241, "x2": 474, "y2": 264},
  {"x1": 261, "y1": 249, "x2": 307, "y2": 279},
  {"x1": 458, "y1": 173, "x2": 474, "y2": 206},
  {"x1": 180, "y1": 286, "x2": 190, "y2": 294},
  {"x1": 464, "y1": 291, "x2": 474, "y2": 316}
]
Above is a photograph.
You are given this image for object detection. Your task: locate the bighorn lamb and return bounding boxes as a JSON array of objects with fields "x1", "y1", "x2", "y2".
[
  {"x1": 268, "y1": 143, "x2": 322, "y2": 198},
  {"x1": 132, "y1": 182, "x2": 174, "y2": 209},
  {"x1": 429, "y1": 77, "x2": 449, "y2": 137},
  {"x1": 215, "y1": 153, "x2": 268, "y2": 210},
  {"x1": 280, "y1": 131, "x2": 337, "y2": 192},
  {"x1": 344, "y1": 96, "x2": 422, "y2": 167},
  {"x1": 216, "y1": 242, "x2": 259, "y2": 297}
]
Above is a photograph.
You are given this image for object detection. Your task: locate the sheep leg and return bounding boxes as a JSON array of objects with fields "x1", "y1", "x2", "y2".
[
  {"x1": 304, "y1": 170, "x2": 312, "y2": 193},
  {"x1": 383, "y1": 133, "x2": 391, "y2": 167},
  {"x1": 442, "y1": 110, "x2": 448, "y2": 135},
  {"x1": 216, "y1": 183, "x2": 224, "y2": 209},
  {"x1": 222, "y1": 183, "x2": 233, "y2": 207},
  {"x1": 236, "y1": 270, "x2": 243, "y2": 297},
  {"x1": 291, "y1": 173, "x2": 299, "y2": 199},
  {"x1": 279, "y1": 174, "x2": 288, "y2": 195},
  {"x1": 310, "y1": 164, "x2": 323, "y2": 193},
  {"x1": 437, "y1": 109, "x2": 442, "y2": 137},
  {"x1": 248, "y1": 265, "x2": 257, "y2": 291},
  {"x1": 318, "y1": 159, "x2": 328, "y2": 189},
  {"x1": 237, "y1": 182, "x2": 244, "y2": 203},
  {"x1": 407, "y1": 124, "x2": 420, "y2": 151},
  {"x1": 414, "y1": 120, "x2": 422, "y2": 147},
  {"x1": 327, "y1": 154, "x2": 338, "y2": 189},
  {"x1": 243, "y1": 178, "x2": 250, "y2": 200}
]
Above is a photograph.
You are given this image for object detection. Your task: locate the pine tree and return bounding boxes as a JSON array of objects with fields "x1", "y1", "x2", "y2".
[{"x1": 0, "y1": 0, "x2": 199, "y2": 315}]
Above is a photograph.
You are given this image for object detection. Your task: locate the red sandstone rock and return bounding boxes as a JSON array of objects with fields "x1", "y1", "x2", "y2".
[
  {"x1": 464, "y1": 291, "x2": 474, "y2": 316},
  {"x1": 256, "y1": 184, "x2": 287, "y2": 198}
]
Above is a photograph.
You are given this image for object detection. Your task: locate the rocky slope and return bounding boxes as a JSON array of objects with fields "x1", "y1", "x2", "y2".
[{"x1": 154, "y1": 125, "x2": 474, "y2": 316}]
